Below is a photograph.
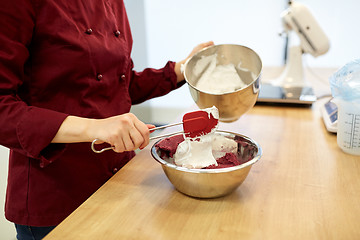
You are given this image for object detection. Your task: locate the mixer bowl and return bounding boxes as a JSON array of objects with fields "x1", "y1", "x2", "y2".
[
  {"x1": 151, "y1": 130, "x2": 262, "y2": 198},
  {"x1": 184, "y1": 44, "x2": 262, "y2": 122}
]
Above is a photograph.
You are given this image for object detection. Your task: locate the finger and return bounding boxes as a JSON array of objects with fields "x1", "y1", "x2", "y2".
[
  {"x1": 121, "y1": 130, "x2": 136, "y2": 152},
  {"x1": 187, "y1": 41, "x2": 215, "y2": 59},
  {"x1": 204, "y1": 40, "x2": 214, "y2": 47},
  {"x1": 139, "y1": 129, "x2": 150, "y2": 149},
  {"x1": 113, "y1": 113, "x2": 137, "y2": 152},
  {"x1": 119, "y1": 114, "x2": 149, "y2": 151},
  {"x1": 129, "y1": 127, "x2": 145, "y2": 150},
  {"x1": 147, "y1": 124, "x2": 156, "y2": 133},
  {"x1": 198, "y1": 41, "x2": 214, "y2": 51},
  {"x1": 134, "y1": 122, "x2": 151, "y2": 149},
  {"x1": 111, "y1": 136, "x2": 126, "y2": 153}
]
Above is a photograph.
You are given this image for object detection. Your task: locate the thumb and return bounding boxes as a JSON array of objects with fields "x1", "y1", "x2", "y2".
[{"x1": 147, "y1": 124, "x2": 156, "y2": 133}]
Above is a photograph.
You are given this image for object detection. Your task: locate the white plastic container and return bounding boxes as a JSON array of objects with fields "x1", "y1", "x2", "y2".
[{"x1": 333, "y1": 98, "x2": 360, "y2": 155}]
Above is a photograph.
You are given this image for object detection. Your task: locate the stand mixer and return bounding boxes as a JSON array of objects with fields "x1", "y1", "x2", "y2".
[{"x1": 257, "y1": 1, "x2": 330, "y2": 104}]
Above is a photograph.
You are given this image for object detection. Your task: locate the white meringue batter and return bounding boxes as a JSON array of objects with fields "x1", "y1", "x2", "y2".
[
  {"x1": 173, "y1": 106, "x2": 238, "y2": 169},
  {"x1": 193, "y1": 54, "x2": 248, "y2": 94}
]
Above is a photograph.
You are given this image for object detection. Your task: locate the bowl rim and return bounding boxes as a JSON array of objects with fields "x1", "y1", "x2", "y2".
[
  {"x1": 183, "y1": 43, "x2": 263, "y2": 96},
  {"x1": 151, "y1": 130, "x2": 262, "y2": 173}
]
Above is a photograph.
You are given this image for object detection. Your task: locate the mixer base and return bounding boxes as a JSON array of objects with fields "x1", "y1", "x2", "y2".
[{"x1": 257, "y1": 83, "x2": 316, "y2": 105}]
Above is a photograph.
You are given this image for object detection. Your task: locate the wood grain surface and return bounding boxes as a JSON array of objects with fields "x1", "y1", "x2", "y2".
[{"x1": 45, "y1": 68, "x2": 360, "y2": 240}]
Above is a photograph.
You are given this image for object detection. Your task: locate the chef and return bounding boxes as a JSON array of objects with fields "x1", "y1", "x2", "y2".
[{"x1": 0, "y1": 0, "x2": 213, "y2": 238}]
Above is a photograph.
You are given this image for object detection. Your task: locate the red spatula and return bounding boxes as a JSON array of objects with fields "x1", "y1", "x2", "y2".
[
  {"x1": 149, "y1": 109, "x2": 219, "y2": 139},
  {"x1": 91, "y1": 109, "x2": 218, "y2": 153}
]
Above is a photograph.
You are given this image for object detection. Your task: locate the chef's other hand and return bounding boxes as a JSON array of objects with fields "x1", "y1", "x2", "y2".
[
  {"x1": 185, "y1": 41, "x2": 214, "y2": 61},
  {"x1": 175, "y1": 41, "x2": 214, "y2": 82}
]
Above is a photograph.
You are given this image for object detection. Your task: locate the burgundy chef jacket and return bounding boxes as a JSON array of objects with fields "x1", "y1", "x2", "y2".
[{"x1": 0, "y1": 0, "x2": 182, "y2": 226}]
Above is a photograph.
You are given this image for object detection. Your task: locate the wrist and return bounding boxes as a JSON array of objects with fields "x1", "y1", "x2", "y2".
[
  {"x1": 83, "y1": 118, "x2": 98, "y2": 142},
  {"x1": 175, "y1": 59, "x2": 186, "y2": 83}
]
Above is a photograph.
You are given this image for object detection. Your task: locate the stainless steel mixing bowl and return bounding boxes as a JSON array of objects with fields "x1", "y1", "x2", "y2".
[
  {"x1": 184, "y1": 44, "x2": 262, "y2": 122},
  {"x1": 151, "y1": 130, "x2": 262, "y2": 198}
]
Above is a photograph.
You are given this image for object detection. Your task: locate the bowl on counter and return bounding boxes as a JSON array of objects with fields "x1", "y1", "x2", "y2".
[
  {"x1": 183, "y1": 44, "x2": 262, "y2": 122},
  {"x1": 151, "y1": 130, "x2": 262, "y2": 198}
]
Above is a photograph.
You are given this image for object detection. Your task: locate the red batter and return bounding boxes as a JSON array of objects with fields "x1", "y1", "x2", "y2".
[
  {"x1": 205, "y1": 152, "x2": 241, "y2": 169},
  {"x1": 155, "y1": 134, "x2": 184, "y2": 158}
]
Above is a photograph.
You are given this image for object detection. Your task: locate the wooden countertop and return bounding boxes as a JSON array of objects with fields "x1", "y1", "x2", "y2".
[{"x1": 45, "y1": 68, "x2": 360, "y2": 240}]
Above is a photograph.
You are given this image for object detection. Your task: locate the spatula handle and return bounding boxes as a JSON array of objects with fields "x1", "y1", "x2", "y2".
[
  {"x1": 149, "y1": 131, "x2": 183, "y2": 140},
  {"x1": 149, "y1": 122, "x2": 182, "y2": 131}
]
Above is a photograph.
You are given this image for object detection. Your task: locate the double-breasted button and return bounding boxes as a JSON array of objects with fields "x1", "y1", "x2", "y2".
[
  {"x1": 113, "y1": 168, "x2": 118, "y2": 174},
  {"x1": 85, "y1": 28, "x2": 93, "y2": 34},
  {"x1": 114, "y1": 30, "x2": 121, "y2": 37},
  {"x1": 96, "y1": 74, "x2": 103, "y2": 81},
  {"x1": 121, "y1": 74, "x2": 126, "y2": 80}
]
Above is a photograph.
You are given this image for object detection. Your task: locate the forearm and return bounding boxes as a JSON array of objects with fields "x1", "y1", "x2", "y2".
[{"x1": 51, "y1": 116, "x2": 95, "y2": 143}]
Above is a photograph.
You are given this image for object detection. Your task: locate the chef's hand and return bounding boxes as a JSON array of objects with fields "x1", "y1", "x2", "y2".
[
  {"x1": 52, "y1": 113, "x2": 155, "y2": 152},
  {"x1": 174, "y1": 41, "x2": 214, "y2": 83},
  {"x1": 90, "y1": 113, "x2": 155, "y2": 152}
]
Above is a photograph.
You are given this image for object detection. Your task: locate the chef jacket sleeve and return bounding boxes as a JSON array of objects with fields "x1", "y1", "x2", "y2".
[
  {"x1": 0, "y1": 0, "x2": 69, "y2": 167},
  {"x1": 128, "y1": 60, "x2": 185, "y2": 104}
]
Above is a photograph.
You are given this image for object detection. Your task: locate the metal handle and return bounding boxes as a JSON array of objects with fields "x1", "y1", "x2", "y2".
[
  {"x1": 91, "y1": 139, "x2": 114, "y2": 153},
  {"x1": 149, "y1": 122, "x2": 182, "y2": 131},
  {"x1": 149, "y1": 131, "x2": 183, "y2": 140}
]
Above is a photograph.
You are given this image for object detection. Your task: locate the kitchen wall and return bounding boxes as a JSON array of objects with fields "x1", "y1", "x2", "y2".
[
  {"x1": 0, "y1": 146, "x2": 15, "y2": 239},
  {"x1": 129, "y1": 0, "x2": 360, "y2": 124}
]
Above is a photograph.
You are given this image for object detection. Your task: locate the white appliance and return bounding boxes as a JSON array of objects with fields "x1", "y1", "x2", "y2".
[{"x1": 257, "y1": 1, "x2": 330, "y2": 105}]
